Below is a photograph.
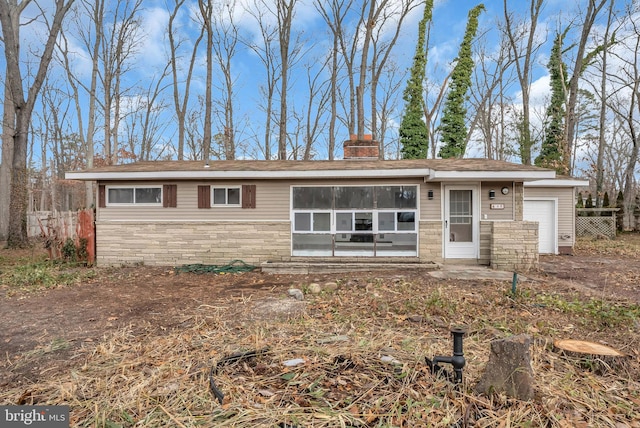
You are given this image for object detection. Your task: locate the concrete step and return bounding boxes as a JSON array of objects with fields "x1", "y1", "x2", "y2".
[{"x1": 261, "y1": 261, "x2": 440, "y2": 274}]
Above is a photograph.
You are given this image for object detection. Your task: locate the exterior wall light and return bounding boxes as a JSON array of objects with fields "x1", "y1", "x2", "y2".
[
  {"x1": 428, "y1": 189, "x2": 434, "y2": 200},
  {"x1": 489, "y1": 189, "x2": 496, "y2": 199}
]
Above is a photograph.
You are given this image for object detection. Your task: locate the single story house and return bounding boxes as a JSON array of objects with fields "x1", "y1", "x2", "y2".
[{"x1": 65, "y1": 140, "x2": 588, "y2": 271}]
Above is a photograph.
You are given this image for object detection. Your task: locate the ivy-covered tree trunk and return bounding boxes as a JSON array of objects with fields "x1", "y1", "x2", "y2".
[
  {"x1": 535, "y1": 31, "x2": 567, "y2": 173},
  {"x1": 399, "y1": 0, "x2": 432, "y2": 159},
  {"x1": 438, "y1": 3, "x2": 485, "y2": 159}
]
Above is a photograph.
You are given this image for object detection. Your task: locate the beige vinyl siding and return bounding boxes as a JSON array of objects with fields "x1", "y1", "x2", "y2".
[
  {"x1": 480, "y1": 182, "x2": 514, "y2": 221},
  {"x1": 421, "y1": 183, "x2": 441, "y2": 220},
  {"x1": 524, "y1": 186, "x2": 576, "y2": 247},
  {"x1": 98, "y1": 177, "x2": 428, "y2": 221},
  {"x1": 98, "y1": 180, "x2": 290, "y2": 222}
]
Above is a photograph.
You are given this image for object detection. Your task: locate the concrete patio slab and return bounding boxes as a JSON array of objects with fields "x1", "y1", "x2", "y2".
[{"x1": 429, "y1": 265, "x2": 523, "y2": 281}]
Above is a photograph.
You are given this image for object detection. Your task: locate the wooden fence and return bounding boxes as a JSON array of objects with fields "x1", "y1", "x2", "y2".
[
  {"x1": 27, "y1": 210, "x2": 95, "y2": 264},
  {"x1": 28, "y1": 211, "x2": 77, "y2": 238},
  {"x1": 576, "y1": 208, "x2": 619, "y2": 239}
]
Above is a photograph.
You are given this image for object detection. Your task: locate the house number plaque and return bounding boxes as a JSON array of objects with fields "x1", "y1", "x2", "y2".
[{"x1": 490, "y1": 203, "x2": 505, "y2": 210}]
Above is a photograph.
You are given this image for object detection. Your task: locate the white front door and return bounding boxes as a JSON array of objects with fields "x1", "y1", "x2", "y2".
[{"x1": 444, "y1": 185, "x2": 479, "y2": 259}]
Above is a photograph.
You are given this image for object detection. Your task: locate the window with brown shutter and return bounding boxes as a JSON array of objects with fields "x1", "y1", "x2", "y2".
[
  {"x1": 242, "y1": 184, "x2": 256, "y2": 209},
  {"x1": 198, "y1": 185, "x2": 211, "y2": 208},
  {"x1": 163, "y1": 184, "x2": 177, "y2": 208},
  {"x1": 98, "y1": 185, "x2": 106, "y2": 208}
]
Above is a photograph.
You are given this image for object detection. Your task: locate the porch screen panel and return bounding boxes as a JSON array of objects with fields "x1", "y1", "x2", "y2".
[
  {"x1": 291, "y1": 185, "x2": 418, "y2": 257},
  {"x1": 293, "y1": 187, "x2": 332, "y2": 209},
  {"x1": 335, "y1": 186, "x2": 373, "y2": 209}
]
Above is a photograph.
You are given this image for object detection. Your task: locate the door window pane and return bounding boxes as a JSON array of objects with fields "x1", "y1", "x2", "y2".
[{"x1": 449, "y1": 190, "x2": 472, "y2": 242}]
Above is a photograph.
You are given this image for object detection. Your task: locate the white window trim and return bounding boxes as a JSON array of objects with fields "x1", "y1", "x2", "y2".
[
  {"x1": 211, "y1": 186, "x2": 241, "y2": 207},
  {"x1": 106, "y1": 185, "x2": 163, "y2": 206}
]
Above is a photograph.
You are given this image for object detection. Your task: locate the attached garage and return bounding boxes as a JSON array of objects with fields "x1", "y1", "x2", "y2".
[
  {"x1": 524, "y1": 178, "x2": 589, "y2": 255},
  {"x1": 523, "y1": 199, "x2": 557, "y2": 254}
]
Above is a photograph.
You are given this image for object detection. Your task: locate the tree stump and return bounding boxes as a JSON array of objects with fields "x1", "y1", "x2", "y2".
[{"x1": 475, "y1": 334, "x2": 534, "y2": 400}]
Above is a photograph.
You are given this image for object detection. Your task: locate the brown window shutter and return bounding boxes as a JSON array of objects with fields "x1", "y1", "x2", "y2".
[
  {"x1": 163, "y1": 184, "x2": 177, "y2": 208},
  {"x1": 242, "y1": 184, "x2": 256, "y2": 209},
  {"x1": 98, "y1": 185, "x2": 106, "y2": 208},
  {"x1": 198, "y1": 185, "x2": 211, "y2": 208}
]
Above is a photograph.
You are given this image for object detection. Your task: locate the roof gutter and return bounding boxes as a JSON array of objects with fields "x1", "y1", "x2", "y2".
[
  {"x1": 424, "y1": 170, "x2": 555, "y2": 181},
  {"x1": 524, "y1": 178, "x2": 590, "y2": 187},
  {"x1": 65, "y1": 168, "x2": 434, "y2": 181}
]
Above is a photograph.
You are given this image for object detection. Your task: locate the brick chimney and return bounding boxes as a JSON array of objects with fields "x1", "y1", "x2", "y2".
[{"x1": 343, "y1": 134, "x2": 380, "y2": 160}]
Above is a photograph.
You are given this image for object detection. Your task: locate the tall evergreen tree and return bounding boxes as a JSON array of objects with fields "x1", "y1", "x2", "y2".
[
  {"x1": 535, "y1": 31, "x2": 567, "y2": 173},
  {"x1": 399, "y1": 0, "x2": 433, "y2": 159},
  {"x1": 438, "y1": 3, "x2": 485, "y2": 159}
]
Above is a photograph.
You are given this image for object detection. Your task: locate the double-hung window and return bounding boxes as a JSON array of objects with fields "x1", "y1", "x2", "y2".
[
  {"x1": 212, "y1": 187, "x2": 240, "y2": 206},
  {"x1": 107, "y1": 186, "x2": 162, "y2": 206}
]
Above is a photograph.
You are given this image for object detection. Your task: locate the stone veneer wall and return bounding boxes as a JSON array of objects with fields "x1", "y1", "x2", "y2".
[
  {"x1": 419, "y1": 221, "x2": 443, "y2": 263},
  {"x1": 514, "y1": 182, "x2": 524, "y2": 221},
  {"x1": 490, "y1": 221, "x2": 538, "y2": 271},
  {"x1": 96, "y1": 221, "x2": 290, "y2": 266}
]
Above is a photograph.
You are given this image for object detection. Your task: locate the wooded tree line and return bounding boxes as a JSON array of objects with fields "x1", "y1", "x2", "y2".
[{"x1": 1, "y1": 0, "x2": 639, "y2": 245}]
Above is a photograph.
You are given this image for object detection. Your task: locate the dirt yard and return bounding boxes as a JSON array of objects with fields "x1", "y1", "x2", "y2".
[{"x1": 1, "y1": 235, "x2": 639, "y2": 427}]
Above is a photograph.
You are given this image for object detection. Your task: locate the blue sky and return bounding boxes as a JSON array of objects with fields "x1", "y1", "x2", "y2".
[{"x1": 1, "y1": 0, "x2": 631, "y2": 165}]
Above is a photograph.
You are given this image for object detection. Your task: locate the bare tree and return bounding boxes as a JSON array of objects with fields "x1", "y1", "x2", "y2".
[
  {"x1": 0, "y1": 0, "x2": 28, "y2": 241},
  {"x1": 606, "y1": 4, "x2": 640, "y2": 229},
  {"x1": 123, "y1": 65, "x2": 172, "y2": 161},
  {"x1": 314, "y1": 0, "x2": 352, "y2": 159},
  {"x1": 198, "y1": 0, "x2": 214, "y2": 163},
  {"x1": 502, "y1": 0, "x2": 544, "y2": 165},
  {"x1": 563, "y1": 0, "x2": 608, "y2": 175},
  {"x1": 355, "y1": 0, "x2": 380, "y2": 139},
  {"x1": 58, "y1": 0, "x2": 105, "y2": 207},
  {"x1": 0, "y1": 0, "x2": 75, "y2": 247},
  {"x1": 101, "y1": 0, "x2": 144, "y2": 164},
  {"x1": 469, "y1": 26, "x2": 516, "y2": 160},
  {"x1": 369, "y1": 0, "x2": 419, "y2": 155},
  {"x1": 302, "y1": 59, "x2": 330, "y2": 160},
  {"x1": 168, "y1": 0, "x2": 204, "y2": 160},
  {"x1": 376, "y1": 61, "x2": 405, "y2": 159},
  {"x1": 593, "y1": 0, "x2": 615, "y2": 207},
  {"x1": 245, "y1": 1, "x2": 280, "y2": 159},
  {"x1": 275, "y1": 0, "x2": 297, "y2": 160},
  {"x1": 211, "y1": 0, "x2": 240, "y2": 160}
]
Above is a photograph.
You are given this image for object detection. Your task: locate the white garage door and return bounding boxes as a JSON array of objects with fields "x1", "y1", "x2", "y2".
[{"x1": 523, "y1": 199, "x2": 557, "y2": 254}]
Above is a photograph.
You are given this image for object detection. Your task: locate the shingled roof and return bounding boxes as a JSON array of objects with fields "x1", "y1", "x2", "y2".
[{"x1": 65, "y1": 158, "x2": 556, "y2": 181}]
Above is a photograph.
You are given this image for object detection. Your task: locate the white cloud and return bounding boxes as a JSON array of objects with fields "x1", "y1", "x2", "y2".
[{"x1": 138, "y1": 7, "x2": 171, "y2": 69}]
